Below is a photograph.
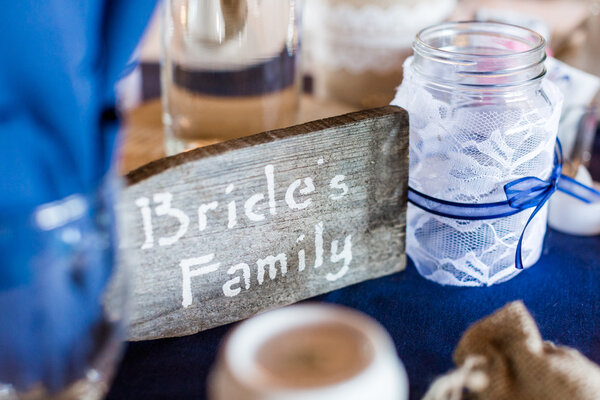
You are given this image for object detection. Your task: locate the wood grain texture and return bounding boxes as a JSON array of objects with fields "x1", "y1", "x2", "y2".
[
  {"x1": 118, "y1": 106, "x2": 409, "y2": 340},
  {"x1": 119, "y1": 96, "x2": 358, "y2": 174}
]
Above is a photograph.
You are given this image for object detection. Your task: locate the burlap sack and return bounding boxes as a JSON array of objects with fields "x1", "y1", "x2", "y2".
[{"x1": 424, "y1": 301, "x2": 600, "y2": 400}]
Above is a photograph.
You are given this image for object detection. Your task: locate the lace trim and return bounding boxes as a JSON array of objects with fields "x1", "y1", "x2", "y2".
[
  {"x1": 393, "y1": 57, "x2": 564, "y2": 286},
  {"x1": 304, "y1": 0, "x2": 456, "y2": 72}
]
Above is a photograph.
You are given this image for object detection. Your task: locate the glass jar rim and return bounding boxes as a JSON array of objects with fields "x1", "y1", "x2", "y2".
[
  {"x1": 411, "y1": 21, "x2": 547, "y2": 88},
  {"x1": 414, "y1": 21, "x2": 545, "y2": 61}
]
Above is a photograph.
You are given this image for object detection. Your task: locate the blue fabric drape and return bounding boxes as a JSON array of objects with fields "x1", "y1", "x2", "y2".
[
  {"x1": 0, "y1": 0, "x2": 156, "y2": 391},
  {"x1": 0, "y1": 0, "x2": 156, "y2": 209}
]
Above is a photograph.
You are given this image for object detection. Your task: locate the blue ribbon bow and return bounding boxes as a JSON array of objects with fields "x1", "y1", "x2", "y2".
[{"x1": 408, "y1": 140, "x2": 600, "y2": 270}]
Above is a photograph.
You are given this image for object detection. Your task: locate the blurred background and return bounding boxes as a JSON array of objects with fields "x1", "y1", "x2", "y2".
[{"x1": 118, "y1": 0, "x2": 600, "y2": 176}]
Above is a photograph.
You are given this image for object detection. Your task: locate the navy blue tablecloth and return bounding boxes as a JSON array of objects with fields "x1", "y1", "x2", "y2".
[{"x1": 106, "y1": 228, "x2": 600, "y2": 400}]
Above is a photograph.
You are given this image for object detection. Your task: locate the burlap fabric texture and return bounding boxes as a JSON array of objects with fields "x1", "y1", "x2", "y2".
[{"x1": 424, "y1": 301, "x2": 600, "y2": 400}]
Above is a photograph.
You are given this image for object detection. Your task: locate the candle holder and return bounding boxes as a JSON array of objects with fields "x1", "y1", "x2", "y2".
[
  {"x1": 208, "y1": 304, "x2": 408, "y2": 400},
  {"x1": 393, "y1": 22, "x2": 563, "y2": 286}
]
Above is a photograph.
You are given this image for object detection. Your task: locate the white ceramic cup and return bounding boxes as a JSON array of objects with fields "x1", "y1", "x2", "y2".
[{"x1": 208, "y1": 303, "x2": 409, "y2": 400}]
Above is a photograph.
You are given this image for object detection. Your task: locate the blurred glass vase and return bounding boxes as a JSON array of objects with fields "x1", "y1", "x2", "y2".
[
  {"x1": 0, "y1": 175, "x2": 129, "y2": 400},
  {"x1": 162, "y1": 0, "x2": 301, "y2": 155}
]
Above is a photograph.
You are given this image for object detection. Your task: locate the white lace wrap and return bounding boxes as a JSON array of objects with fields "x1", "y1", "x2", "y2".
[
  {"x1": 303, "y1": 0, "x2": 456, "y2": 73},
  {"x1": 392, "y1": 58, "x2": 564, "y2": 286}
]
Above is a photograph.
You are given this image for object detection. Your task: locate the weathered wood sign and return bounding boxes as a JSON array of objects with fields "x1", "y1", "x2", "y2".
[{"x1": 118, "y1": 106, "x2": 409, "y2": 341}]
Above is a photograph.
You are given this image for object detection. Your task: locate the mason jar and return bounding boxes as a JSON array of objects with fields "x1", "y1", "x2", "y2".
[
  {"x1": 162, "y1": 0, "x2": 301, "y2": 155},
  {"x1": 393, "y1": 22, "x2": 563, "y2": 286}
]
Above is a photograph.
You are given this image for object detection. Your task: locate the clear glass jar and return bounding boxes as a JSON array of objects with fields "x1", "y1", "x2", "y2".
[
  {"x1": 0, "y1": 175, "x2": 129, "y2": 399},
  {"x1": 393, "y1": 22, "x2": 563, "y2": 286},
  {"x1": 162, "y1": 0, "x2": 301, "y2": 155}
]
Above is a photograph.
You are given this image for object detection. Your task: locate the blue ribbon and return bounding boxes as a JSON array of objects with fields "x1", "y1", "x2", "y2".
[{"x1": 408, "y1": 140, "x2": 600, "y2": 270}]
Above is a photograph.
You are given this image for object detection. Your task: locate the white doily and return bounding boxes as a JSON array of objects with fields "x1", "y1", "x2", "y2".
[
  {"x1": 392, "y1": 57, "x2": 564, "y2": 286},
  {"x1": 303, "y1": 0, "x2": 456, "y2": 73}
]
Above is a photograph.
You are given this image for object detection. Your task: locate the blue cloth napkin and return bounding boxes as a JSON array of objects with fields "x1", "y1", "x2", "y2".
[{"x1": 0, "y1": 0, "x2": 156, "y2": 392}]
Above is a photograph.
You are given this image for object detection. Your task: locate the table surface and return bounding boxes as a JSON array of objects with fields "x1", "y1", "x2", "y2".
[{"x1": 107, "y1": 229, "x2": 600, "y2": 400}]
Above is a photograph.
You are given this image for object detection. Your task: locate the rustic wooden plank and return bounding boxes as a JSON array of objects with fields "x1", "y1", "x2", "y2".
[{"x1": 117, "y1": 106, "x2": 409, "y2": 341}]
